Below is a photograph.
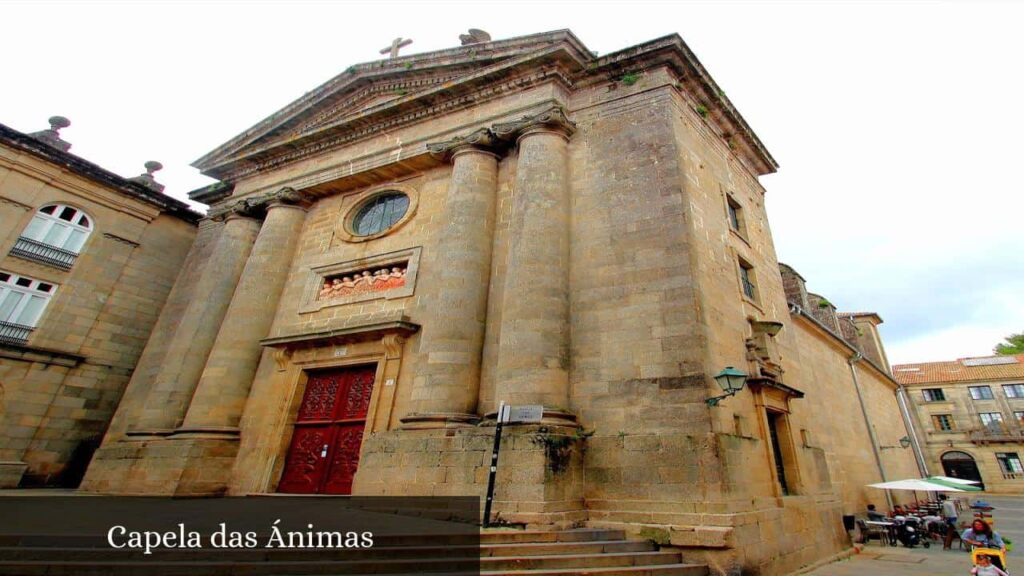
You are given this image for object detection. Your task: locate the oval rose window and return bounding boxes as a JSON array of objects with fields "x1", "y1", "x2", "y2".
[{"x1": 351, "y1": 192, "x2": 410, "y2": 237}]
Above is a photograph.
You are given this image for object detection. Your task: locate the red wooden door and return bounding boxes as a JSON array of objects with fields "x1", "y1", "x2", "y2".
[{"x1": 278, "y1": 365, "x2": 376, "y2": 494}]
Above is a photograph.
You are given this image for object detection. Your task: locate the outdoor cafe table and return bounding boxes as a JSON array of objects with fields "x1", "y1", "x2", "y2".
[{"x1": 865, "y1": 520, "x2": 898, "y2": 546}]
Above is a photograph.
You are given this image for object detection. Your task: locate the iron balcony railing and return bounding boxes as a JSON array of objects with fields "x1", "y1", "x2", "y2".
[
  {"x1": 9, "y1": 237, "x2": 77, "y2": 270},
  {"x1": 0, "y1": 320, "x2": 34, "y2": 346},
  {"x1": 968, "y1": 424, "x2": 1024, "y2": 444}
]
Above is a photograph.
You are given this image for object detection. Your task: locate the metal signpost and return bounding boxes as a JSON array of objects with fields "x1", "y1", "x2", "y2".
[{"x1": 482, "y1": 403, "x2": 543, "y2": 527}]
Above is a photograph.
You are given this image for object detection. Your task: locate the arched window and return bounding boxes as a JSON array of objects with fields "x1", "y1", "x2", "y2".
[
  {"x1": 22, "y1": 204, "x2": 92, "y2": 252},
  {"x1": 12, "y1": 204, "x2": 92, "y2": 269}
]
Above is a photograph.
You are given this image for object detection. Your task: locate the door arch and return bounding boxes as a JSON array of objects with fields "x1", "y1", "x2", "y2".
[{"x1": 941, "y1": 450, "x2": 985, "y2": 490}]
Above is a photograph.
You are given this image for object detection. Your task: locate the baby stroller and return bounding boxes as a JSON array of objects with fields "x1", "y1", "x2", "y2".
[
  {"x1": 892, "y1": 516, "x2": 929, "y2": 548},
  {"x1": 972, "y1": 547, "x2": 1009, "y2": 574}
]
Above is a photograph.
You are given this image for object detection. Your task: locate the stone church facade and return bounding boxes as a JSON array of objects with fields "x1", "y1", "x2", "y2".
[{"x1": 82, "y1": 30, "x2": 920, "y2": 575}]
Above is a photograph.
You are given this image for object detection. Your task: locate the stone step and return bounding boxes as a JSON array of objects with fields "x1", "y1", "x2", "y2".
[
  {"x1": 480, "y1": 565, "x2": 709, "y2": 576},
  {"x1": 0, "y1": 540, "x2": 652, "y2": 562},
  {"x1": 482, "y1": 551, "x2": 682, "y2": 571},
  {"x1": 0, "y1": 551, "x2": 686, "y2": 575},
  {"x1": 481, "y1": 529, "x2": 626, "y2": 544},
  {"x1": 482, "y1": 540, "x2": 655, "y2": 557}
]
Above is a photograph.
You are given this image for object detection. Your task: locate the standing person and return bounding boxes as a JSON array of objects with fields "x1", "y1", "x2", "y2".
[
  {"x1": 962, "y1": 520, "x2": 1006, "y2": 551},
  {"x1": 940, "y1": 495, "x2": 960, "y2": 549},
  {"x1": 971, "y1": 554, "x2": 1009, "y2": 576}
]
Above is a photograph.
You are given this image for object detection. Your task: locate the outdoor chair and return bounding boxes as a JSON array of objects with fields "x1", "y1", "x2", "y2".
[{"x1": 857, "y1": 519, "x2": 890, "y2": 546}]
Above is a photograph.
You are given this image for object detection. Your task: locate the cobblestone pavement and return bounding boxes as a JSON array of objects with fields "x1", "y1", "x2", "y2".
[{"x1": 805, "y1": 495, "x2": 1022, "y2": 576}]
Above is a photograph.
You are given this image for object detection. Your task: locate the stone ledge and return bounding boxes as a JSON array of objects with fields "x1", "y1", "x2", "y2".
[
  {"x1": 262, "y1": 315, "x2": 420, "y2": 349},
  {"x1": 0, "y1": 343, "x2": 85, "y2": 367}
]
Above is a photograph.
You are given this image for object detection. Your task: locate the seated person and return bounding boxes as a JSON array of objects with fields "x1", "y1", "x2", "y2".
[
  {"x1": 891, "y1": 504, "x2": 906, "y2": 517},
  {"x1": 971, "y1": 553, "x2": 1009, "y2": 576},
  {"x1": 962, "y1": 519, "x2": 1006, "y2": 551},
  {"x1": 866, "y1": 504, "x2": 886, "y2": 521}
]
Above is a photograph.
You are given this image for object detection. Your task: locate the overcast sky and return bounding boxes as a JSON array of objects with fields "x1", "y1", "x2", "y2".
[{"x1": 3, "y1": 0, "x2": 1022, "y2": 365}]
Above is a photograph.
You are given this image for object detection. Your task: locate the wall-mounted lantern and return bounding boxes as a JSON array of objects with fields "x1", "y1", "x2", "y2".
[{"x1": 706, "y1": 366, "x2": 748, "y2": 407}]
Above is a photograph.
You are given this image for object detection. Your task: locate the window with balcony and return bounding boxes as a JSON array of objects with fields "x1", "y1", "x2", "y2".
[
  {"x1": 969, "y1": 386, "x2": 995, "y2": 400},
  {"x1": 11, "y1": 204, "x2": 92, "y2": 270},
  {"x1": 1004, "y1": 384, "x2": 1024, "y2": 399},
  {"x1": 922, "y1": 388, "x2": 946, "y2": 402},
  {"x1": 0, "y1": 271, "x2": 56, "y2": 345},
  {"x1": 996, "y1": 453, "x2": 1023, "y2": 479},
  {"x1": 931, "y1": 414, "x2": 955, "y2": 431},
  {"x1": 980, "y1": 412, "x2": 1004, "y2": 429}
]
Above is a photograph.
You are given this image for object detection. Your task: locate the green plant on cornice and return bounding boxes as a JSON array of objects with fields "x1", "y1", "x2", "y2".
[
  {"x1": 346, "y1": 66, "x2": 357, "y2": 74},
  {"x1": 393, "y1": 89, "x2": 408, "y2": 96},
  {"x1": 817, "y1": 298, "x2": 832, "y2": 308},
  {"x1": 403, "y1": 62, "x2": 413, "y2": 70},
  {"x1": 695, "y1": 104, "x2": 709, "y2": 118},
  {"x1": 717, "y1": 88, "x2": 727, "y2": 99},
  {"x1": 619, "y1": 72, "x2": 641, "y2": 86}
]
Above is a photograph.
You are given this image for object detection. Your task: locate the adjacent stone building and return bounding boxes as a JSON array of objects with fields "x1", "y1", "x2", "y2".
[
  {"x1": 894, "y1": 354, "x2": 1024, "y2": 494},
  {"x1": 0, "y1": 118, "x2": 199, "y2": 487},
  {"x1": 81, "y1": 30, "x2": 920, "y2": 575}
]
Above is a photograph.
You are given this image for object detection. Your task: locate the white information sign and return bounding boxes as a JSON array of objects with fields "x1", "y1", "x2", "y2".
[{"x1": 504, "y1": 405, "x2": 544, "y2": 424}]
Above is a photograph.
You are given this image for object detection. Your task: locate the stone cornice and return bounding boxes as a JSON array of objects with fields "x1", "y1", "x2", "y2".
[
  {"x1": 0, "y1": 123, "x2": 200, "y2": 223},
  {"x1": 578, "y1": 34, "x2": 777, "y2": 175},
  {"x1": 200, "y1": 59, "x2": 579, "y2": 181},
  {"x1": 194, "y1": 29, "x2": 777, "y2": 184},
  {"x1": 193, "y1": 30, "x2": 590, "y2": 175}
]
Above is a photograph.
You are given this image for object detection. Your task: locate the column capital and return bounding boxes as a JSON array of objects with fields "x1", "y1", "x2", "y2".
[
  {"x1": 207, "y1": 200, "x2": 260, "y2": 222},
  {"x1": 492, "y1": 106, "x2": 576, "y2": 144},
  {"x1": 206, "y1": 187, "x2": 313, "y2": 221},
  {"x1": 426, "y1": 128, "x2": 501, "y2": 162}
]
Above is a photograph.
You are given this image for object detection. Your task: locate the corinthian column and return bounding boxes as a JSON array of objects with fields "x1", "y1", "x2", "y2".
[
  {"x1": 402, "y1": 129, "x2": 500, "y2": 428},
  {"x1": 177, "y1": 188, "x2": 311, "y2": 435},
  {"x1": 130, "y1": 204, "x2": 261, "y2": 435},
  {"x1": 492, "y1": 107, "x2": 576, "y2": 423}
]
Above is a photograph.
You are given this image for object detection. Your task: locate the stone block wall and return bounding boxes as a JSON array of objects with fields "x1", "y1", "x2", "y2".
[
  {"x1": 355, "y1": 425, "x2": 586, "y2": 528},
  {"x1": 0, "y1": 145, "x2": 197, "y2": 487}
]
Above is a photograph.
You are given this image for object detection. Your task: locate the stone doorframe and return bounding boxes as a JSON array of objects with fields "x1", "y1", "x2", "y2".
[
  {"x1": 749, "y1": 378, "x2": 806, "y2": 498},
  {"x1": 254, "y1": 320, "x2": 418, "y2": 494}
]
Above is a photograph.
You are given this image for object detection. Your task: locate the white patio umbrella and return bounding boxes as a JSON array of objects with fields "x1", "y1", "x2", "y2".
[
  {"x1": 867, "y1": 478, "x2": 970, "y2": 492},
  {"x1": 927, "y1": 475, "x2": 980, "y2": 485}
]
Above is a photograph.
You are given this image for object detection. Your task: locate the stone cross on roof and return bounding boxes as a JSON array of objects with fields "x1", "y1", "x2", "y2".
[{"x1": 380, "y1": 37, "x2": 412, "y2": 59}]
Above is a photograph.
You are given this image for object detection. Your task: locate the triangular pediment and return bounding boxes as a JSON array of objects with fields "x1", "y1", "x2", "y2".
[{"x1": 193, "y1": 30, "x2": 593, "y2": 179}]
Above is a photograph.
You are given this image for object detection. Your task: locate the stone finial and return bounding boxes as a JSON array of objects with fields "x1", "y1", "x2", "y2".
[
  {"x1": 459, "y1": 29, "x2": 492, "y2": 45},
  {"x1": 29, "y1": 116, "x2": 72, "y2": 152},
  {"x1": 129, "y1": 160, "x2": 165, "y2": 192},
  {"x1": 492, "y1": 106, "x2": 576, "y2": 142}
]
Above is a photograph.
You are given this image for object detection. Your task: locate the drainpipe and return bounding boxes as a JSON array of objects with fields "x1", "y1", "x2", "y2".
[
  {"x1": 896, "y1": 384, "x2": 930, "y2": 477},
  {"x1": 848, "y1": 352, "x2": 894, "y2": 509}
]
